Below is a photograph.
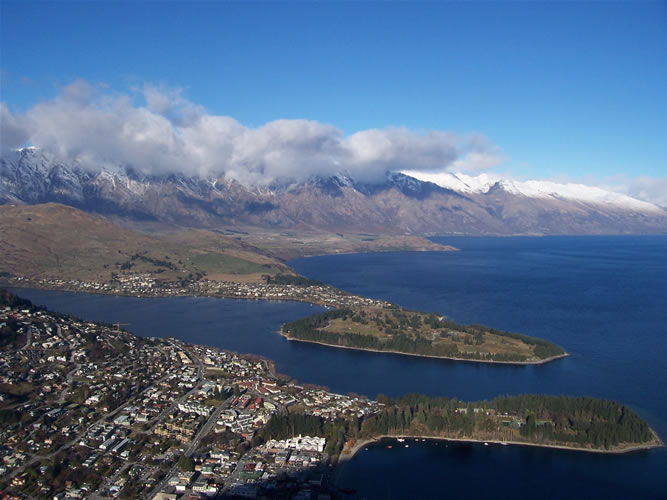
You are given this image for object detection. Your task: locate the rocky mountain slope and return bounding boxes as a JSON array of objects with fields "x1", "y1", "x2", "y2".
[{"x1": 2, "y1": 148, "x2": 665, "y2": 235}]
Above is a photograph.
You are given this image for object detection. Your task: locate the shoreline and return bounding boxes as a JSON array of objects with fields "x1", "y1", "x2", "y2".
[
  {"x1": 4, "y1": 281, "x2": 568, "y2": 366},
  {"x1": 337, "y1": 432, "x2": 665, "y2": 465},
  {"x1": 280, "y1": 332, "x2": 569, "y2": 366},
  {"x1": 3, "y1": 286, "x2": 663, "y2": 467}
]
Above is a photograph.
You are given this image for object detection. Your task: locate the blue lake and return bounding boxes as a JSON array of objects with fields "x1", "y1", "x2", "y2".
[
  {"x1": 291, "y1": 235, "x2": 667, "y2": 499},
  {"x1": 10, "y1": 235, "x2": 667, "y2": 498}
]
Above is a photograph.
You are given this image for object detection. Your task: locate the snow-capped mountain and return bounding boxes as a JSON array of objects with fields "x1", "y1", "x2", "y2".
[
  {"x1": 401, "y1": 171, "x2": 662, "y2": 213},
  {"x1": 1, "y1": 148, "x2": 665, "y2": 235}
]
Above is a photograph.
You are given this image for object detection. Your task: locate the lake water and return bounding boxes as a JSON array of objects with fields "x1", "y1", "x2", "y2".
[
  {"x1": 291, "y1": 235, "x2": 667, "y2": 499},
  {"x1": 9, "y1": 235, "x2": 667, "y2": 498}
]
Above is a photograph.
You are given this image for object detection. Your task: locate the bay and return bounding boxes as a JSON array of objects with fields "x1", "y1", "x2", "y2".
[
  {"x1": 9, "y1": 235, "x2": 667, "y2": 498},
  {"x1": 289, "y1": 235, "x2": 667, "y2": 499}
]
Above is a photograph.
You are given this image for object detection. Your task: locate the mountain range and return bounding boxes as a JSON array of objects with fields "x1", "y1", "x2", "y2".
[{"x1": 2, "y1": 148, "x2": 665, "y2": 235}]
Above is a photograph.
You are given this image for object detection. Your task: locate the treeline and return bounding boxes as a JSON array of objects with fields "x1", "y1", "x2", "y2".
[
  {"x1": 281, "y1": 309, "x2": 564, "y2": 362},
  {"x1": 252, "y1": 394, "x2": 655, "y2": 456},
  {"x1": 359, "y1": 394, "x2": 655, "y2": 450},
  {"x1": 0, "y1": 289, "x2": 36, "y2": 310}
]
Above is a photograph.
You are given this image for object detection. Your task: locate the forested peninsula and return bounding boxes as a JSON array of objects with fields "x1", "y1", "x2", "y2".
[
  {"x1": 254, "y1": 394, "x2": 662, "y2": 463},
  {"x1": 281, "y1": 307, "x2": 566, "y2": 364}
]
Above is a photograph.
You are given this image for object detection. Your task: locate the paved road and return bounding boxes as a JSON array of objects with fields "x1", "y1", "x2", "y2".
[
  {"x1": 58, "y1": 362, "x2": 82, "y2": 404},
  {"x1": 20, "y1": 326, "x2": 33, "y2": 351}
]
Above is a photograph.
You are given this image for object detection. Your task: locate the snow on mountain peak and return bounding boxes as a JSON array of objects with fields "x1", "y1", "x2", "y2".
[{"x1": 401, "y1": 170, "x2": 663, "y2": 213}]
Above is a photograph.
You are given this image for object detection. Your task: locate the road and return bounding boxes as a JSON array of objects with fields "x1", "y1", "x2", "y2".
[
  {"x1": 58, "y1": 362, "x2": 82, "y2": 404},
  {"x1": 146, "y1": 345, "x2": 211, "y2": 497},
  {"x1": 20, "y1": 326, "x2": 33, "y2": 351}
]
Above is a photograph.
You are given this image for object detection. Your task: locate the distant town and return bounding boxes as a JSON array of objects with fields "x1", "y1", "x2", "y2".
[{"x1": 4, "y1": 274, "x2": 390, "y2": 310}]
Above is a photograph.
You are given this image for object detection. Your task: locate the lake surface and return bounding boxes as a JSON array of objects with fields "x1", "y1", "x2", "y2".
[
  {"x1": 291, "y1": 235, "x2": 667, "y2": 498},
  {"x1": 336, "y1": 438, "x2": 666, "y2": 499},
  {"x1": 10, "y1": 235, "x2": 667, "y2": 498}
]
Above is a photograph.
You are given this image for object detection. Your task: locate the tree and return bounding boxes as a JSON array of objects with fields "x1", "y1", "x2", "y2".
[
  {"x1": 376, "y1": 394, "x2": 394, "y2": 406},
  {"x1": 177, "y1": 454, "x2": 194, "y2": 472}
]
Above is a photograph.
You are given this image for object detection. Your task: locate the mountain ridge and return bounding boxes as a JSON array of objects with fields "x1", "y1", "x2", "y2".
[{"x1": 2, "y1": 148, "x2": 665, "y2": 235}]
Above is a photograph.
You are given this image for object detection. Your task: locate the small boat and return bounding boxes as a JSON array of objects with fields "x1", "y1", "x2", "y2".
[
  {"x1": 387, "y1": 445, "x2": 392, "y2": 449},
  {"x1": 484, "y1": 442, "x2": 489, "y2": 446},
  {"x1": 405, "y1": 444, "x2": 409, "y2": 448},
  {"x1": 501, "y1": 442, "x2": 507, "y2": 446},
  {"x1": 364, "y1": 448, "x2": 368, "y2": 451},
  {"x1": 397, "y1": 438, "x2": 405, "y2": 443}
]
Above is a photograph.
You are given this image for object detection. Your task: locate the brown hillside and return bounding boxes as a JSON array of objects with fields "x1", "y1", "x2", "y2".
[{"x1": 0, "y1": 203, "x2": 290, "y2": 282}]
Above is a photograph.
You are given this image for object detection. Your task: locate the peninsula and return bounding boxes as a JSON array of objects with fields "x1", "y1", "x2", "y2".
[
  {"x1": 281, "y1": 307, "x2": 567, "y2": 364},
  {"x1": 339, "y1": 393, "x2": 663, "y2": 463}
]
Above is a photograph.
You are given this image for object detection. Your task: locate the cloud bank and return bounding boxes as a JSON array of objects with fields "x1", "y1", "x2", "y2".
[
  {"x1": 604, "y1": 176, "x2": 667, "y2": 209},
  {"x1": 1, "y1": 80, "x2": 500, "y2": 185}
]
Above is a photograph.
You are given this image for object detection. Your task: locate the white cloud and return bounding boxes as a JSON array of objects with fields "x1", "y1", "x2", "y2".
[
  {"x1": 0, "y1": 102, "x2": 30, "y2": 152},
  {"x1": 449, "y1": 151, "x2": 505, "y2": 172},
  {"x1": 2, "y1": 80, "x2": 501, "y2": 184},
  {"x1": 604, "y1": 176, "x2": 667, "y2": 209}
]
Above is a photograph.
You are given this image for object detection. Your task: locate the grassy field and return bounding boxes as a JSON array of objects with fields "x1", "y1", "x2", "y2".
[{"x1": 188, "y1": 252, "x2": 273, "y2": 275}]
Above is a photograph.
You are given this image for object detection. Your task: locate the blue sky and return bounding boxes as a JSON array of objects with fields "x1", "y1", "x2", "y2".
[{"x1": 1, "y1": 1, "x2": 666, "y2": 199}]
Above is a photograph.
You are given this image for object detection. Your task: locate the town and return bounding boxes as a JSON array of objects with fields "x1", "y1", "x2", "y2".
[
  {"x1": 0, "y1": 294, "x2": 381, "y2": 499},
  {"x1": 3, "y1": 275, "x2": 390, "y2": 311}
]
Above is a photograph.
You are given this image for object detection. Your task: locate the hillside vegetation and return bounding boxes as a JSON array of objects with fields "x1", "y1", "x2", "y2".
[
  {"x1": 357, "y1": 394, "x2": 659, "y2": 451},
  {"x1": 257, "y1": 393, "x2": 660, "y2": 460},
  {"x1": 282, "y1": 307, "x2": 566, "y2": 363}
]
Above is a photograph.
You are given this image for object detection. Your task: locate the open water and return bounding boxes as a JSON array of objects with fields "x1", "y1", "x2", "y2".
[{"x1": 10, "y1": 235, "x2": 667, "y2": 498}]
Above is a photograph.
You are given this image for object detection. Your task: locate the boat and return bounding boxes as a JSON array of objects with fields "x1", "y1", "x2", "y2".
[
  {"x1": 484, "y1": 442, "x2": 489, "y2": 446},
  {"x1": 387, "y1": 445, "x2": 392, "y2": 449},
  {"x1": 397, "y1": 438, "x2": 405, "y2": 443},
  {"x1": 405, "y1": 444, "x2": 409, "y2": 448}
]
